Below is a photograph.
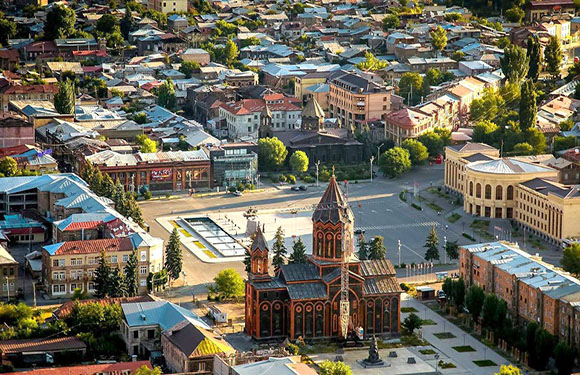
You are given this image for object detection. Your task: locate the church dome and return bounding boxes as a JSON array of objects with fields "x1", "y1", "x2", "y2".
[{"x1": 312, "y1": 175, "x2": 353, "y2": 225}]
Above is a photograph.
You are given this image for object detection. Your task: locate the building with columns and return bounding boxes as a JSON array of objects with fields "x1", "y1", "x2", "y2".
[
  {"x1": 245, "y1": 176, "x2": 401, "y2": 340},
  {"x1": 444, "y1": 143, "x2": 580, "y2": 245}
]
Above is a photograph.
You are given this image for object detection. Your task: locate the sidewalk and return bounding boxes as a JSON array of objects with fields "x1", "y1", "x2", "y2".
[{"x1": 402, "y1": 294, "x2": 513, "y2": 375}]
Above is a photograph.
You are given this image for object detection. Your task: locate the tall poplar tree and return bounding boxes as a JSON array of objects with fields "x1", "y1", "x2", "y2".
[
  {"x1": 500, "y1": 44, "x2": 529, "y2": 84},
  {"x1": 519, "y1": 79, "x2": 537, "y2": 131},
  {"x1": 124, "y1": 249, "x2": 139, "y2": 296},
  {"x1": 369, "y1": 236, "x2": 386, "y2": 260},
  {"x1": 357, "y1": 237, "x2": 369, "y2": 260},
  {"x1": 527, "y1": 35, "x2": 542, "y2": 82},
  {"x1": 272, "y1": 226, "x2": 287, "y2": 269},
  {"x1": 54, "y1": 80, "x2": 75, "y2": 114},
  {"x1": 544, "y1": 35, "x2": 563, "y2": 79},
  {"x1": 94, "y1": 249, "x2": 111, "y2": 298}
]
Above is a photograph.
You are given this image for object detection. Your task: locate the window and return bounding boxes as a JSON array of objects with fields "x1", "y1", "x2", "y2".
[
  {"x1": 141, "y1": 251, "x2": 147, "y2": 262},
  {"x1": 52, "y1": 285, "x2": 66, "y2": 294},
  {"x1": 88, "y1": 282, "x2": 95, "y2": 290},
  {"x1": 140, "y1": 266, "x2": 147, "y2": 275},
  {"x1": 71, "y1": 258, "x2": 82, "y2": 266},
  {"x1": 148, "y1": 330, "x2": 155, "y2": 339},
  {"x1": 198, "y1": 363, "x2": 206, "y2": 372},
  {"x1": 111, "y1": 255, "x2": 118, "y2": 263},
  {"x1": 140, "y1": 279, "x2": 147, "y2": 287},
  {"x1": 133, "y1": 330, "x2": 139, "y2": 339},
  {"x1": 485, "y1": 184, "x2": 491, "y2": 199},
  {"x1": 123, "y1": 254, "x2": 128, "y2": 263},
  {"x1": 70, "y1": 283, "x2": 78, "y2": 292}
]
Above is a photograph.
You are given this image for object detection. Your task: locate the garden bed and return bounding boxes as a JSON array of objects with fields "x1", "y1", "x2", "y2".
[
  {"x1": 401, "y1": 307, "x2": 418, "y2": 313},
  {"x1": 421, "y1": 319, "x2": 437, "y2": 325},
  {"x1": 427, "y1": 202, "x2": 443, "y2": 212},
  {"x1": 434, "y1": 332, "x2": 456, "y2": 339},
  {"x1": 473, "y1": 360, "x2": 496, "y2": 367},
  {"x1": 447, "y1": 213, "x2": 461, "y2": 223},
  {"x1": 419, "y1": 349, "x2": 436, "y2": 355},
  {"x1": 453, "y1": 345, "x2": 476, "y2": 352}
]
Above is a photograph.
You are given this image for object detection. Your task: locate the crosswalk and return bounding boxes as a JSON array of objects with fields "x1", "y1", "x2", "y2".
[{"x1": 355, "y1": 221, "x2": 440, "y2": 231}]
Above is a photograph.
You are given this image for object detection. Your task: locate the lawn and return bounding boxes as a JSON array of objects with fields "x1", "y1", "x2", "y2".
[
  {"x1": 473, "y1": 360, "x2": 497, "y2": 367},
  {"x1": 434, "y1": 332, "x2": 456, "y2": 339},
  {"x1": 419, "y1": 349, "x2": 436, "y2": 355},
  {"x1": 471, "y1": 219, "x2": 490, "y2": 230},
  {"x1": 453, "y1": 345, "x2": 476, "y2": 352},
  {"x1": 421, "y1": 319, "x2": 437, "y2": 325},
  {"x1": 401, "y1": 307, "x2": 418, "y2": 313},
  {"x1": 427, "y1": 202, "x2": 443, "y2": 212},
  {"x1": 447, "y1": 213, "x2": 461, "y2": 223}
]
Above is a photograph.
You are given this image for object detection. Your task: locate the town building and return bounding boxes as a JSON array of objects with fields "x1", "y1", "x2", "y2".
[
  {"x1": 0, "y1": 84, "x2": 59, "y2": 113},
  {"x1": 209, "y1": 143, "x2": 258, "y2": 189},
  {"x1": 147, "y1": 0, "x2": 187, "y2": 13},
  {"x1": 8, "y1": 361, "x2": 152, "y2": 375},
  {"x1": 85, "y1": 150, "x2": 212, "y2": 193},
  {"x1": 233, "y1": 357, "x2": 317, "y2": 375},
  {"x1": 328, "y1": 71, "x2": 394, "y2": 130},
  {"x1": 527, "y1": 0, "x2": 575, "y2": 22},
  {"x1": 245, "y1": 176, "x2": 401, "y2": 340},
  {"x1": 0, "y1": 116, "x2": 34, "y2": 147},
  {"x1": 0, "y1": 244, "x2": 18, "y2": 298},
  {"x1": 0, "y1": 337, "x2": 87, "y2": 368}
]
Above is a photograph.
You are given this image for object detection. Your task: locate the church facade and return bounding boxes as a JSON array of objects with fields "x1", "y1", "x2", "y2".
[{"x1": 245, "y1": 176, "x2": 401, "y2": 340}]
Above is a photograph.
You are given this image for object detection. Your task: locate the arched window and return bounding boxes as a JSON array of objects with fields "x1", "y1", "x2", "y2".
[
  {"x1": 485, "y1": 184, "x2": 491, "y2": 199},
  {"x1": 507, "y1": 185, "x2": 514, "y2": 200},
  {"x1": 469, "y1": 181, "x2": 474, "y2": 196},
  {"x1": 496, "y1": 185, "x2": 503, "y2": 200},
  {"x1": 476, "y1": 183, "x2": 481, "y2": 198}
]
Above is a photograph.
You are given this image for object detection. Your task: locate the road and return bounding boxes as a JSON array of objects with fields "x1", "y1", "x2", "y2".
[{"x1": 140, "y1": 163, "x2": 469, "y2": 292}]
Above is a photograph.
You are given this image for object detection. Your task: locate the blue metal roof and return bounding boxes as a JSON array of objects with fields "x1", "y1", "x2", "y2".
[{"x1": 122, "y1": 300, "x2": 209, "y2": 330}]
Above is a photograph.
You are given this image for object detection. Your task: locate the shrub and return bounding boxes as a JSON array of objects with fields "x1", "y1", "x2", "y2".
[
  {"x1": 143, "y1": 191, "x2": 152, "y2": 200},
  {"x1": 271, "y1": 174, "x2": 280, "y2": 183},
  {"x1": 400, "y1": 283, "x2": 410, "y2": 291},
  {"x1": 279, "y1": 174, "x2": 288, "y2": 183},
  {"x1": 286, "y1": 174, "x2": 296, "y2": 184},
  {"x1": 228, "y1": 186, "x2": 237, "y2": 193},
  {"x1": 303, "y1": 175, "x2": 315, "y2": 183},
  {"x1": 411, "y1": 203, "x2": 422, "y2": 210}
]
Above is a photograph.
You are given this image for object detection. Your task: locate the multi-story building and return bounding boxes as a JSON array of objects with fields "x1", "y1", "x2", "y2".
[
  {"x1": 42, "y1": 236, "x2": 163, "y2": 298},
  {"x1": 328, "y1": 71, "x2": 394, "y2": 130},
  {"x1": 147, "y1": 0, "x2": 187, "y2": 13},
  {"x1": 527, "y1": 0, "x2": 574, "y2": 22},
  {"x1": 0, "y1": 84, "x2": 59, "y2": 113},
  {"x1": 444, "y1": 143, "x2": 580, "y2": 245},
  {"x1": 209, "y1": 143, "x2": 258, "y2": 189},
  {"x1": 384, "y1": 108, "x2": 435, "y2": 145},
  {"x1": 460, "y1": 242, "x2": 580, "y2": 343},
  {"x1": 0, "y1": 244, "x2": 18, "y2": 298}
]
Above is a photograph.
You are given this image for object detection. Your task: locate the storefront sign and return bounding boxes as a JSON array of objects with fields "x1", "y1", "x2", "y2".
[{"x1": 151, "y1": 168, "x2": 172, "y2": 181}]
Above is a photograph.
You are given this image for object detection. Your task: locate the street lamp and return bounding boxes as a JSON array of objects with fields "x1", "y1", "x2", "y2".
[
  {"x1": 370, "y1": 156, "x2": 374, "y2": 183},
  {"x1": 377, "y1": 143, "x2": 385, "y2": 160},
  {"x1": 443, "y1": 235, "x2": 447, "y2": 265},
  {"x1": 434, "y1": 354, "x2": 440, "y2": 374},
  {"x1": 398, "y1": 240, "x2": 401, "y2": 267},
  {"x1": 315, "y1": 161, "x2": 320, "y2": 187}
]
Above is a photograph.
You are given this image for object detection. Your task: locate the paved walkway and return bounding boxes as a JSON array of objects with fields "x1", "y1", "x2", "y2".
[{"x1": 402, "y1": 294, "x2": 513, "y2": 375}]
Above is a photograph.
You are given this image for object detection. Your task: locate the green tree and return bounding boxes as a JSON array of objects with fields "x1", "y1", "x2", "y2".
[
  {"x1": 272, "y1": 226, "x2": 287, "y2": 269},
  {"x1": 224, "y1": 39, "x2": 239, "y2": 67},
  {"x1": 382, "y1": 14, "x2": 400, "y2": 30},
  {"x1": 525, "y1": 127, "x2": 546, "y2": 154},
  {"x1": 545, "y1": 36, "x2": 563, "y2": 79},
  {"x1": 450, "y1": 51, "x2": 465, "y2": 62},
  {"x1": 157, "y1": 79, "x2": 177, "y2": 111},
  {"x1": 289, "y1": 237, "x2": 307, "y2": 264},
  {"x1": 44, "y1": 4, "x2": 76, "y2": 40},
  {"x1": 379, "y1": 147, "x2": 411, "y2": 178},
  {"x1": 526, "y1": 322, "x2": 539, "y2": 367},
  {"x1": 495, "y1": 365, "x2": 521, "y2": 375},
  {"x1": 470, "y1": 88, "x2": 505, "y2": 121},
  {"x1": 513, "y1": 142, "x2": 534, "y2": 155},
  {"x1": 165, "y1": 228, "x2": 183, "y2": 281},
  {"x1": 500, "y1": 44, "x2": 529, "y2": 84},
  {"x1": 136, "y1": 134, "x2": 157, "y2": 153},
  {"x1": 120, "y1": 8, "x2": 134, "y2": 40},
  {"x1": 97, "y1": 14, "x2": 118, "y2": 34},
  {"x1": 0, "y1": 157, "x2": 18, "y2": 177},
  {"x1": 213, "y1": 269, "x2": 244, "y2": 299},
  {"x1": 0, "y1": 16, "x2": 17, "y2": 46},
  {"x1": 535, "y1": 328, "x2": 556, "y2": 370},
  {"x1": 527, "y1": 35, "x2": 542, "y2": 81},
  {"x1": 258, "y1": 137, "x2": 288, "y2": 170},
  {"x1": 399, "y1": 72, "x2": 423, "y2": 105},
  {"x1": 356, "y1": 52, "x2": 388, "y2": 71},
  {"x1": 357, "y1": 237, "x2": 369, "y2": 260},
  {"x1": 424, "y1": 226, "x2": 439, "y2": 261},
  {"x1": 240, "y1": 36, "x2": 262, "y2": 48},
  {"x1": 482, "y1": 293, "x2": 499, "y2": 327},
  {"x1": 466, "y1": 285, "x2": 485, "y2": 320},
  {"x1": 109, "y1": 268, "x2": 127, "y2": 297},
  {"x1": 319, "y1": 361, "x2": 352, "y2": 375},
  {"x1": 369, "y1": 236, "x2": 386, "y2": 260},
  {"x1": 418, "y1": 131, "x2": 444, "y2": 157},
  {"x1": 562, "y1": 244, "x2": 580, "y2": 277},
  {"x1": 505, "y1": 7, "x2": 524, "y2": 23},
  {"x1": 552, "y1": 135, "x2": 577, "y2": 153},
  {"x1": 124, "y1": 249, "x2": 140, "y2": 297},
  {"x1": 54, "y1": 80, "x2": 76, "y2": 114},
  {"x1": 445, "y1": 240, "x2": 459, "y2": 261},
  {"x1": 401, "y1": 139, "x2": 429, "y2": 165},
  {"x1": 559, "y1": 119, "x2": 574, "y2": 131},
  {"x1": 107, "y1": 32, "x2": 125, "y2": 49},
  {"x1": 519, "y1": 79, "x2": 537, "y2": 131},
  {"x1": 402, "y1": 312, "x2": 423, "y2": 334},
  {"x1": 454, "y1": 277, "x2": 465, "y2": 307},
  {"x1": 243, "y1": 248, "x2": 252, "y2": 273},
  {"x1": 554, "y1": 341, "x2": 575, "y2": 375},
  {"x1": 430, "y1": 25, "x2": 447, "y2": 53},
  {"x1": 94, "y1": 250, "x2": 111, "y2": 298},
  {"x1": 179, "y1": 61, "x2": 201, "y2": 78},
  {"x1": 289, "y1": 151, "x2": 309, "y2": 173},
  {"x1": 133, "y1": 113, "x2": 149, "y2": 124}
]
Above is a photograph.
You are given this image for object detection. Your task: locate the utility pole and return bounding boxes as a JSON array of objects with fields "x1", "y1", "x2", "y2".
[
  {"x1": 370, "y1": 156, "x2": 374, "y2": 183},
  {"x1": 444, "y1": 235, "x2": 447, "y2": 265},
  {"x1": 32, "y1": 281, "x2": 36, "y2": 307},
  {"x1": 398, "y1": 240, "x2": 401, "y2": 267},
  {"x1": 315, "y1": 161, "x2": 320, "y2": 187}
]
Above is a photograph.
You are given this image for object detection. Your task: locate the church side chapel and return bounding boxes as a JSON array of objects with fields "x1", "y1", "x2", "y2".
[{"x1": 245, "y1": 175, "x2": 401, "y2": 341}]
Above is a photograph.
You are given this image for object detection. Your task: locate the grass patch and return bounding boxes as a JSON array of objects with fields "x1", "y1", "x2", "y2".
[
  {"x1": 411, "y1": 203, "x2": 423, "y2": 211},
  {"x1": 421, "y1": 319, "x2": 436, "y2": 325},
  {"x1": 439, "y1": 360, "x2": 457, "y2": 369},
  {"x1": 399, "y1": 191, "x2": 407, "y2": 202},
  {"x1": 419, "y1": 349, "x2": 436, "y2": 355},
  {"x1": 427, "y1": 202, "x2": 443, "y2": 212},
  {"x1": 447, "y1": 213, "x2": 461, "y2": 223},
  {"x1": 473, "y1": 360, "x2": 496, "y2": 367},
  {"x1": 401, "y1": 307, "x2": 418, "y2": 313},
  {"x1": 434, "y1": 332, "x2": 456, "y2": 339},
  {"x1": 453, "y1": 345, "x2": 476, "y2": 352},
  {"x1": 474, "y1": 230, "x2": 494, "y2": 240},
  {"x1": 428, "y1": 187, "x2": 450, "y2": 199},
  {"x1": 462, "y1": 232, "x2": 476, "y2": 241},
  {"x1": 400, "y1": 334, "x2": 429, "y2": 347},
  {"x1": 471, "y1": 219, "x2": 490, "y2": 230}
]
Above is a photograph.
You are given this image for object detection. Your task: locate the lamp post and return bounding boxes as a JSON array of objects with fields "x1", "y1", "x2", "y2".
[
  {"x1": 443, "y1": 235, "x2": 447, "y2": 265},
  {"x1": 5, "y1": 277, "x2": 9, "y2": 301},
  {"x1": 315, "y1": 161, "x2": 320, "y2": 187},
  {"x1": 398, "y1": 240, "x2": 401, "y2": 267},
  {"x1": 370, "y1": 156, "x2": 374, "y2": 183},
  {"x1": 434, "y1": 354, "x2": 440, "y2": 374},
  {"x1": 377, "y1": 143, "x2": 385, "y2": 160}
]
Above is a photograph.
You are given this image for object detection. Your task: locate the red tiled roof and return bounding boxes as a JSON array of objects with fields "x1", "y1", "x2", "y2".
[
  {"x1": 8, "y1": 361, "x2": 152, "y2": 375},
  {"x1": 49, "y1": 238, "x2": 134, "y2": 255},
  {"x1": 4, "y1": 84, "x2": 59, "y2": 95},
  {"x1": 220, "y1": 99, "x2": 265, "y2": 115},
  {"x1": 72, "y1": 50, "x2": 107, "y2": 57},
  {"x1": 0, "y1": 49, "x2": 19, "y2": 62},
  {"x1": 386, "y1": 108, "x2": 431, "y2": 129},
  {"x1": 82, "y1": 66, "x2": 102, "y2": 74},
  {"x1": 0, "y1": 337, "x2": 86, "y2": 355},
  {"x1": 3, "y1": 227, "x2": 44, "y2": 235},
  {"x1": 24, "y1": 41, "x2": 57, "y2": 53},
  {"x1": 54, "y1": 296, "x2": 156, "y2": 319},
  {"x1": 0, "y1": 144, "x2": 35, "y2": 158},
  {"x1": 62, "y1": 221, "x2": 102, "y2": 231}
]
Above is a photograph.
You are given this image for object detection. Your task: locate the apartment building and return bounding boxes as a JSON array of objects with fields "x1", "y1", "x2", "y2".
[
  {"x1": 384, "y1": 108, "x2": 435, "y2": 144},
  {"x1": 0, "y1": 84, "x2": 59, "y2": 113},
  {"x1": 328, "y1": 71, "x2": 393, "y2": 130},
  {"x1": 460, "y1": 242, "x2": 580, "y2": 342},
  {"x1": 147, "y1": 0, "x2": 187, "y2": 13},
  {"x1": 0, "y1": 244, "x2": 18, "y2": 298},
  {"x1": 41, "y1": 236, "x2": 163, "y2": 298}
]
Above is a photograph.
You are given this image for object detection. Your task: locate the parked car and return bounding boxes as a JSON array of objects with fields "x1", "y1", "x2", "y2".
[
  {"x1": 232, "y1": 190, "x2": 242, "y2": 196},
  {"x1": 299, "y1": 185, "x2": 307, "y2": 191},
  {"x1": 291, "y1": 185, "x2": 300, "y2": 191}
]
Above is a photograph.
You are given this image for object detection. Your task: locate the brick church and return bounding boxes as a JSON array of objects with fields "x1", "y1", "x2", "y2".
[{"x1": 245, "y1": 176, "x2": 401, "y2": 340}]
